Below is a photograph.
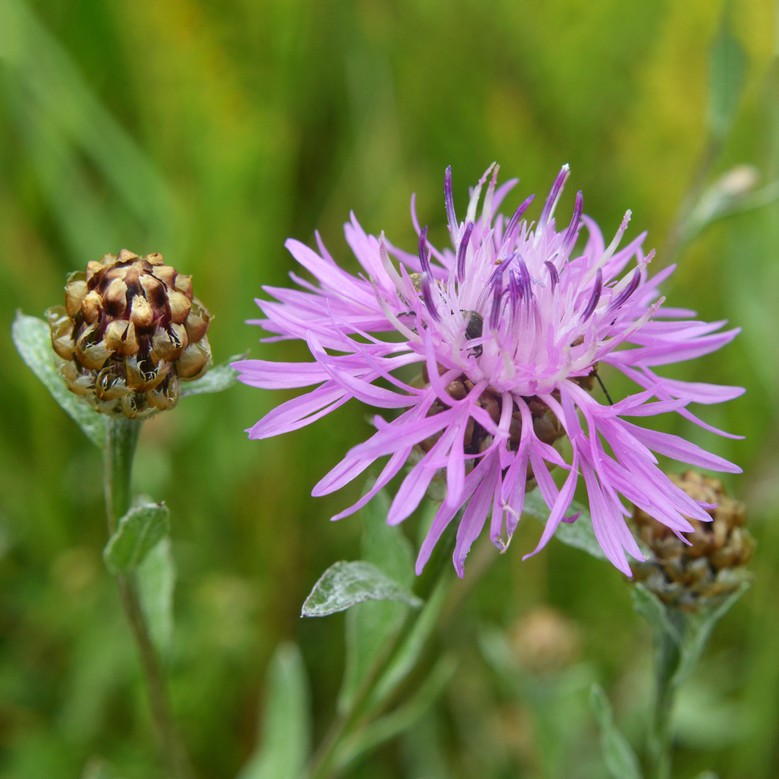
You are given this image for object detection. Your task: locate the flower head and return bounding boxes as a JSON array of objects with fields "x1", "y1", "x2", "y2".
[
  {"x1": 48, "y1": 249, "x2": 212, "y2": 419},
  {"x1": 236, "y1": 165, "x2": 742, "y2": 576}
]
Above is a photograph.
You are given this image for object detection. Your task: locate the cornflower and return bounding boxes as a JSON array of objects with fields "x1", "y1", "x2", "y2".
[{"x1": 236, "y1": 165, "x2": 741, "y2": 576}]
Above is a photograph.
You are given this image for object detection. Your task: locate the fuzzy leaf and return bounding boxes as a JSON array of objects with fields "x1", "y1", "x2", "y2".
[
  {"x1": 301, "y1": 561, "x2": 422, "y2": 618},
  {"x1": 180, "y1": 358, "x2": 241, "y2": 398},
  {"x1": 137, "y1": 537, "x2": 175, "y2": 653},
  {"x1": 591, "y1": 684, "x2": 643, "y2": 779},
  {"x1": 103, "y1": 502, "x2": 170, "y2": 574},
  {"x1": 12, "y1": 313, "x2": 107, "y2": 448},
  {"x1": 236, "y1": 643, "x2": 310, "y2": 779}
]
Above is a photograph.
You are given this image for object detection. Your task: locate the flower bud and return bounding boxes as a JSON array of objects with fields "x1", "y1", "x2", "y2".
[
  {"x1": 631, "y1": 471, "x2": 753, "y2": 611},
  {"x1": 47, "y1": 250, "x2": 212, "y2": 419}
]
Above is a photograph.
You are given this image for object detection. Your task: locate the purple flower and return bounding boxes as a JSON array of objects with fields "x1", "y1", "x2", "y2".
[{"x1": 235, "y1": 165, "x2": 742, "y2": 577}]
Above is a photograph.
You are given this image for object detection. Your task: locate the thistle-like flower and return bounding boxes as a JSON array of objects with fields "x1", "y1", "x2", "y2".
[
  {"x1": 235, "y1": 165, "x2": 742, "y2": 576},
  {"x1": 47, "y1": 249, "x2": 212, "y2": 419},
  {"x1": 632, "y1": 471, "x2": 753, "y2": 611}
]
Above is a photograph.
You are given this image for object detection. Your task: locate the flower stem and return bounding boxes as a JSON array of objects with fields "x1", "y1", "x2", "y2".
[
  {"x1": 306, "y1": 525, "x2": 457, "y2": 779},
  {"x1": 648, "y1": 614, "x2": 683, "y2": 779},
  {"x1": 104, "y1": 418, "x2": 195, "y2": 779}
]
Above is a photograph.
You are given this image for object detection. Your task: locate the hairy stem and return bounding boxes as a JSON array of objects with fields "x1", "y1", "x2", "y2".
[{"x1": 104, "y1": 418, "x2": 195, "y2": 779}]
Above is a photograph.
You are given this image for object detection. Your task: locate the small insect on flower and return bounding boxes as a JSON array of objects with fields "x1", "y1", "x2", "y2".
[
  {"x1": 462, "y1": 310, "x2": 484, "y2": 357},
  {"x1": 235, "y1": 165, "x2": 743, "y2": 577}
]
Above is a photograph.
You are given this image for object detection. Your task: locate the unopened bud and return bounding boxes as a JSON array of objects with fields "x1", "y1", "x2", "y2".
[
  {"x1": 47, "y1": 250, "x2": 212, "y2": 419},
  {"x1": 631, "y1": 471, "x2": 753, "y2": 612}
]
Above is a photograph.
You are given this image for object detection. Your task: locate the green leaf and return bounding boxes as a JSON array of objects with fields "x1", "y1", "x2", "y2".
[
  {"x1": 137, "y1": 537, "x2": 175, "y2": 653},
  {"x1": 339, "y1": 488, "x2": 416, "y2": 712},
  {"x1": 180, "y1": 358, "x2": 241, "y2": 398},
  {"x1": 708, "y1": 6, "x2": 747, "y2": 141},
  {"x1": 103, "y1": 502, "x2": 170, "y2": 574},
  {"x1": 301, "y1": 561, "x2": 422, "y2": 618},
  {"x1": 630, "y1": 584, "x2": 681, "y2": 646},
  {"x1": 236, "y1": 643, "x2": 310, "y2": 779},
  {"x1": 590, "y1": 684, "x2": 643, "y2": 779},
  {"x1": 522, "y1": 491, "x2": 606, "y2": 561},
  {"x1": 674, "y1": 578, "x2": 751, "y2": 687},
  {"x1": 12, "y1": 313, "x2": 107, "y2": 448}
]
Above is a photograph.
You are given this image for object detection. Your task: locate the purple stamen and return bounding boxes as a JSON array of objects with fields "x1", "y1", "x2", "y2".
[
  {"x1": 444, "y1": 166, "x2": 457, "y2": 233},
  {"x1": 489, "y1": 277, "x2": 504, "y2": 330},
  {"x1": 563, "y1": 190, "x2": 583, "y2": 250},
  {"x1": 539, "y1": 164, "x2": 570, "y2": 225},
  {"x1": 545, "y1": 260, "x2": 559, "y2": 290},
  {"x1": 580, "y1": 269, "x2": 602, "y2": 322},
  {"x1": 608, "y1": 268, "x2": 641, "y2": 312},
  {"x1": 501, "y1": 194, "x2": 535, "y2": 247},
  {"x1": 418, "y1": 226, "x2": 431, "y2": 275},
  {"x1": 420, "y1": 272, "x2": 440, "y2": 321},
  {"x1": 509, "y1": 270, "x2": 522, "y2": 305},
  {"x1": 517, "y1": 258, "x2": 532, "y2": 296},
  {"x1": 456, "y1": 222, "x2": 474, "y2": 283}
]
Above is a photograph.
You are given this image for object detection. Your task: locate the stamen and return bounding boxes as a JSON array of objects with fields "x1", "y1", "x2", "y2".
[
  {"x1": 539, "y1": 163, "x2": 570, "y2": 227},
  {"x1": 581, "y1": 269, "x2": 602, "y2": 322},
  {"x1": 501, "y1": 194, "x2": 536, "y2": 249},
  {"x1": 444, "y1": 166, "x2": 457, "y2": 233},
  {"x1": 608, "y1": 268, "x2": 641, "y2": 312},
  {"x1": 508, "y1": 270, "x2": 522, "y2": 306},
  {"x1": 517, "y1": 258, "x2": 532, "y2": 298},
  {"x1": 456, "y1": 222, "x2": 474, "y2": 283},
  {"x1": 563, "y1": 190, "x2": 583, "y2": 251},
  {"x1": 420, "y1": 272, "x2": 440, "y2": 320},
  {"x1": 418, "y1": 226, "x2": 431, "y2": 275},
  {"x1": 489, "y1": 277, "x2": 503, "y2": 330},
  {"x1": 544, "y1": 260, "x2": 559, "y2": 290}
]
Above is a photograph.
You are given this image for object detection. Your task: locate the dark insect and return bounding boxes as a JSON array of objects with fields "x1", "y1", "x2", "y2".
[{"x1": 463, "y1": 310, "x2": 484, "y2": 357}]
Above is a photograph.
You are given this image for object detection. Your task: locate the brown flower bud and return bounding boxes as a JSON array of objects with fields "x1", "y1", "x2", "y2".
[
  {"x1": 631, "y1": 471, "x2": 753, "y2": 612},
  {"x1": 47, "y1": 250, "x2": 212, "y2": 419}
]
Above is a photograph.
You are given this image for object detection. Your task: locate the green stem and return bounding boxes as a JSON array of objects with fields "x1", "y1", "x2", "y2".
[
  {"x1": 306, "y1": 524, "x2": 457, "y2": 779},
  {"x1": 648, "y1": 613, "x2": 683, "y2": 779},
  {"x1": 104, "y1": 418, "x2": 195, "y2": 779}
]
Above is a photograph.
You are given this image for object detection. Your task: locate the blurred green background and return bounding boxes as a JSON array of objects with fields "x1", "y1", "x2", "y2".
[{"x1": 0, "y1": 0, "x2": 776, "y2": 777}]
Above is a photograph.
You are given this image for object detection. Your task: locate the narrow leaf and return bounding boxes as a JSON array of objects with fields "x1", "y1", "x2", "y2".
[
  {"x1": 180, "y1": 358, "x2": 241, "y2": 398},
  {"x1": 237, "y1": 643, "x2": 310, "y2": 779},
  {"x1": 591, "y1": 684, "x2": 643, "y2": 779},
  {"x1": 302, "y1": 561, "x2": 422, "y2": 618},
  {"x1": 137, "y1": 537, "x2": 175, "y2": 653},
  {"x1": 103, "y1": 502, "x2": 170, "y2": 574},
  {"x1": 12, "y1": 313, "x2": 107, "y2": 448},
  {"x1": 708, "y1": 7, "x2": 747, "y2": 141}
]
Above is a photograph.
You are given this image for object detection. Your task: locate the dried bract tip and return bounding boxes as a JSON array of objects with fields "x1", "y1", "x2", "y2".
[
  {"x1": 47, "y1": 250, "x2": 212, "y2": 419},
  {"x1": 631, "y1": 471, "x2": 753, "y2": 612}
]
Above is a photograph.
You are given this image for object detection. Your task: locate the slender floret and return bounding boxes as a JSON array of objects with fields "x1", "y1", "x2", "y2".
[{"x1": 235, "y1": 166, "x2": 742, "y2": 576}]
